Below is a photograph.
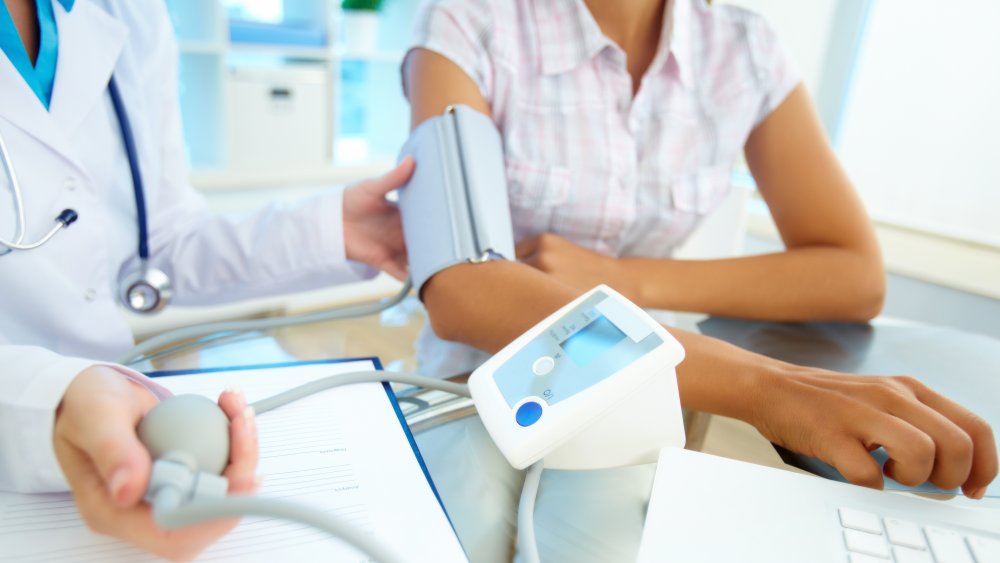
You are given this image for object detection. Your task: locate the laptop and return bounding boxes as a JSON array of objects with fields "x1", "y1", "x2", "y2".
[{"x1": 637, "y1": 448, "x2": 1000, "y2": 562}]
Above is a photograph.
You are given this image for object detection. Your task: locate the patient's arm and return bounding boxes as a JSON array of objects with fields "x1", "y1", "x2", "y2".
[
  {"x1": 423, "y1": 260, "x2": 764, "y2": 420},
  {"x1": 410, "y1": 46, "x2": 883, "y2": 322},
  {"x1": 404, "y1": 49, "x2": 996, "y2": 498},
  {"x1": 424, "y1": 261, "x2": 996, "y2": 499},
  {"x1": 516, "y1": 86, "x2": 885, "y2": 322}
]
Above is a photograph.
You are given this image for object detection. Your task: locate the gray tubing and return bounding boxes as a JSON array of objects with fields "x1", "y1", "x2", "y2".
[
  {"x1": 116, "y1": 279, "x2": 412, "y2": 366},
  {"x1": 517, "y1": 461, "x2": 544, "y2": 563},
  {"x1": 251, "y1": 370, "x2": 471, "y2": 414},
  {"x1": 156, "y1": 495, "x2": 403, "y2": 563}
]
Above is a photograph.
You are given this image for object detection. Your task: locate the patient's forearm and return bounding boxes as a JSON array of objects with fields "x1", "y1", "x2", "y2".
[
  {"x1": 422, "y1": 261, "x2": 582, "y2": 353},
  {"x1": 421, "y1": 260, "x2": 779, "y2": 421},
  {"x1": 420, "y1": 256, "x2": 998, "y2": 499},
  {"x1": 668, "y1": 328, "x2": 783, "y2": 421},
  {"x1": 621, "y1": 247, "x2": 884, "y2": 322}
]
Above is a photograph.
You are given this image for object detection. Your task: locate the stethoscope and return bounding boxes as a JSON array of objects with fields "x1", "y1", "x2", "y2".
[{"x1": 0, "y1": 77, "x2": 173, "y2": 314}]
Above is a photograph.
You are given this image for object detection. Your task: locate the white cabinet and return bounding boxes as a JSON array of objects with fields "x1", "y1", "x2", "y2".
[
  {"x1": 227, "y1": 64, "x2": 331, "y2": 170},
  {"x1": 164, "y1": 0, "x2": 417, "y2": 190}
]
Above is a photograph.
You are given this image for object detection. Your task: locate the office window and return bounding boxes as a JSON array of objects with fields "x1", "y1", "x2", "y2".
[{"x1": 835, "y1": 1, "x2": 1000, "y2": 247}]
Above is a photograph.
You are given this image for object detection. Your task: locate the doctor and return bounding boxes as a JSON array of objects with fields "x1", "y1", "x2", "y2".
[{"x1": 0, "y1": 0, "x2": 413, "y2": 559}]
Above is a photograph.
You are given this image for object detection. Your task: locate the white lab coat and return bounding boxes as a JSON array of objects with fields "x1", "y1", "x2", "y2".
[{"x1": 0, "y1": 1, "x2": 371, "y2": 493}]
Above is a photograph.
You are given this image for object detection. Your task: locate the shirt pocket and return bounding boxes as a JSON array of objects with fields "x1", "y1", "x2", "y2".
[
  {"x1": 505, "y1": 160, "x2": 571, "y2": 238},
  {"x1": 669, "y1": 165, "x2": 734, "y2": 216},
  {"x1": 506, "y1": 160, "x2": 571, "y2": 206}
]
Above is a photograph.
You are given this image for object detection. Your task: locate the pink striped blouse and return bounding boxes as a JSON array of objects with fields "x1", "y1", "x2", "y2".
[
  {"x1": 408, "y1": 0, "x2": 799, "y2": 256},
  {"x1": 407, "y1": 0, "x2": 801, "y2": 376}
]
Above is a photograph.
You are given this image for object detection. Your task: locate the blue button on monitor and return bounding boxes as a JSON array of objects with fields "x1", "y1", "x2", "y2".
[{"x1": 516, "y1": 401, "x2": 544, "y2": 427}]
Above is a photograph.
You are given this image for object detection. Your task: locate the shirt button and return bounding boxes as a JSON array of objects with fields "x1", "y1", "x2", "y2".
[
  {"x1": 64, "y1": 177, "x2": 78, "y2": 191},
  {"x1": 84, "y1": 288, "x2": 97, "y2": 302}
]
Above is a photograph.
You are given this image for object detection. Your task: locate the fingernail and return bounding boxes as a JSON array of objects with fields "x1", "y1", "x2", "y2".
[
  {"x1": 243, "y1": 405, "x2": 256, "y2": 429},
  {"x1": 108, "y1": 467, "x2": 130, "y2": 502},
  {"x1": 970, "y1": 487, "x2": 986, "y2": 500},
  {"x1": 253, "y1": 475, "x2": 265, "y2": 489}
]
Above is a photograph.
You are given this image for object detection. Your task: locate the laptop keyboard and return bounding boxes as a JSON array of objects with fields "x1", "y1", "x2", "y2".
[{"x1": 838, "y1": 507, "x2": 1000, "y2": 563}]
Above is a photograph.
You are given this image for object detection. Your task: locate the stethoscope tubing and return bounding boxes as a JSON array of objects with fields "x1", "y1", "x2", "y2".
[
  {"x1": 107, "y1": 77, "x2": 150, "y2": 261},
  {"x1": 1, "y1": 76, "x2": 168, "y2": 314},
  {"x1": 0, "y1": 120, "x2": 28, "y2": 250},
  {"x1": 0, "y1": 78, "x2": 146, "y2": 257}
]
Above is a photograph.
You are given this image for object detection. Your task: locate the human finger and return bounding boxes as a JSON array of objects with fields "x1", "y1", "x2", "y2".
[
  {"x1": 218, "y1": 390, "x2": 259, "y2": 493},
  {"x1": 60, "y1": 373, "x2": 158, "y2": 507},
  {"x1": 855, "y1": 410, "x2": 937, "y2": 487},
  {"x1": 364, "y1": 157, "x2": 415, "y2": 198},
  {"x1": 819, "y1": 433, "x2": 885, "y2": 490},
  {"x1": 872, "y1": 380, "x2": 975, "y2": 491},
  {"x1": 908, "y1": 380, "x2": 998, "y2": 498},
  {"x1": 72, "y1": 475, "x2": 239, "y2": 562},
  {"x1": 381, "y1": 253, "x2": 409, "y2": 282},
  {"x1": 515, "y1": 236, "x2": 541, "y2": 260}
]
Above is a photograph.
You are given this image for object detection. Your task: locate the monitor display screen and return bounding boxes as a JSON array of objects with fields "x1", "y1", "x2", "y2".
[{"x1": 560, "y1": 314, "x2": 626, "y2": 366}]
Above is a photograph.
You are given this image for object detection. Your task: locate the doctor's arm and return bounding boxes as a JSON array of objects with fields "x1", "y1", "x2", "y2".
[
  {"x1": 405, "y1": 48, "x2": 997, "y2": 498},
  {"x1": 517, "y1": 85, "x2": 886, "y2": 322},
  {"x1": 132, "y1": 9, "x2": 413, "y2": 306}
]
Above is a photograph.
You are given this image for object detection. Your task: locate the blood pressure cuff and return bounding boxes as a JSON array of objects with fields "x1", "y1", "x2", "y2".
[{"x1": 397, "y1": 105, "x2": 515, "y2": 297}]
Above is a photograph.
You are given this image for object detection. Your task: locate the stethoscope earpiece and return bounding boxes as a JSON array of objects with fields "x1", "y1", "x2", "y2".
[
  {"x1": 56, "y1": 208, "x2": 79, "y2": 226},
  {"x1": 0, "y1": 208, "x2": 80, "y2": 253}
]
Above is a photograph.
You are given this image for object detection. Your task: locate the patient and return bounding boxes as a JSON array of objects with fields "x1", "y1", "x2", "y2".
[{"x1": 402, "y1": 0, "x2": 996, "y2": 503}]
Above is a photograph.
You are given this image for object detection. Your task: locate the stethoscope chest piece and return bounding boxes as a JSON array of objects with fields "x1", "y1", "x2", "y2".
[
  {"x1": 3, "y1": 77, "x2": 172, "y2": 315},
  {"x1": 120, "y1": 262, "x2": 172, "y2": 314}
]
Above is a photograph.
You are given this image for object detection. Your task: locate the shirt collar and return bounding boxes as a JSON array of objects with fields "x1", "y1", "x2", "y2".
[
  {"x1": 534, "y1": 0, "x2": 695, "y2": 86},
  {"x1": 533, "y1": 0, "x2": 612, "y2": 76},
  {"x1": 662, "y1": 0, "x2": 695, "y2": 86}
]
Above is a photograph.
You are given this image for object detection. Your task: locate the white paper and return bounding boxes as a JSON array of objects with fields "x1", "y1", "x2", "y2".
[{"x1": 0, "y1": 360, "x2": 467, "y2": 562}]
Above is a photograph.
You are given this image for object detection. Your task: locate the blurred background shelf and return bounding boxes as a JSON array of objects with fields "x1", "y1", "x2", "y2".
[{"x1": 165, "y1": 0, "x2": 416, "y2": 175}]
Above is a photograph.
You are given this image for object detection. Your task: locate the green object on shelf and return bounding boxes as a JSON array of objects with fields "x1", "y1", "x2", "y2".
[{"x1": 342, "y1": 0, "x2": 382, "y2": 11}]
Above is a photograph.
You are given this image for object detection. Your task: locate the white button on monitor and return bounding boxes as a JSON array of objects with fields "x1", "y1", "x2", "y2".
[{"x1": 532, "y1": 356, "x2": 555, "y2": 376}]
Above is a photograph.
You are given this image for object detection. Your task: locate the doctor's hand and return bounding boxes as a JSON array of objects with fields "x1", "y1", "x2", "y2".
[
  {"x1": 748, "y1": 367, "x2": 997, "y2": 499},
  {"x1": 54, "y1": 366, "x2": 259, "y2": 561},
  {"x1": 342, "y1": 157, "x2": 415, "y2": 281},
  {"x1": 517, "y1": 233, "x2": 640, "y2": 301}
]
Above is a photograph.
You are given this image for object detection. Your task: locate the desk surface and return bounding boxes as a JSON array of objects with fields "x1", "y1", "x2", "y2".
[{"x1": 140, "y1": 303, "x2": 999, "y2": 561}]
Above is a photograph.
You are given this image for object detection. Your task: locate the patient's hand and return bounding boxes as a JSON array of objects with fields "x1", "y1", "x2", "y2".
[
  {"x1": 342, "y1": 157, "x2": 415, "y2": 281},
  {"x1": 749, "y1": 367, "x2": 997, "y2": 499},
  {"x1": 54, "y1": 367, "x2": 259, "y2": 561},
  {"x1": 517, "y1": 233, "x2": 638, "y2": 299}
]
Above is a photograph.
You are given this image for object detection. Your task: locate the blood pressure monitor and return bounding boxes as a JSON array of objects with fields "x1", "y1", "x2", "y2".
[{"x1": 469, "y1": 285, "x2": 687, "y2": 470}]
